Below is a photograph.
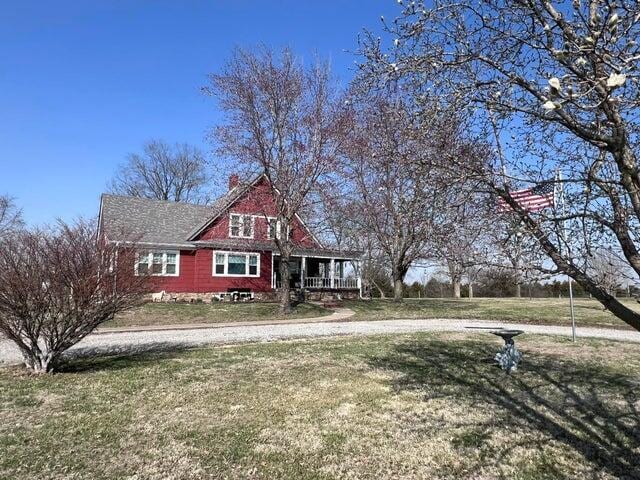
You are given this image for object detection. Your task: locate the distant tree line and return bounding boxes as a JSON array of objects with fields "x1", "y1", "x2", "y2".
[{"x1": 374, "y1": 271, "x2": 638, "y2": 300}]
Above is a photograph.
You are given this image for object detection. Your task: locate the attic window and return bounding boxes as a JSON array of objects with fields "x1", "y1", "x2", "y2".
[
  {"x1": 267, "y1": 217, "x2": 291, "y2": 240},
  {"x1": 229, "y1": 213, "x2": 254, "y2": 238}
]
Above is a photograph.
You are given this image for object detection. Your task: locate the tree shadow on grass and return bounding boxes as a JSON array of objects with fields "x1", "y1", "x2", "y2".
[
  {"x1": 57, "y1": 342, "x2": 197, "y2": 374},
  {"x1": 368, "y1": 339, "x2": 640, "y2": 479}
]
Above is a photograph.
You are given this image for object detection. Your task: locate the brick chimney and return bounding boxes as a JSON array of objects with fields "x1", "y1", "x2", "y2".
[{"x1": 228, "y1": 174, "x2": 239, "y2": 190}]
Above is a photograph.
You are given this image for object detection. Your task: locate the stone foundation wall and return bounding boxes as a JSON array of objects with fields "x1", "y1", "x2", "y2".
[
  {"x1": 146, "y1": 289, "x2": 358, "y2": 303},
  {"x1": 304, "y1": 290, "x2": 360, "y2": 301}
]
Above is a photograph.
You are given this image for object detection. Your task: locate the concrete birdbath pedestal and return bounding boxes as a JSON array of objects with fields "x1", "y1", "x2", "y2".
[{"x1": 491, "y1": 329, "x2": 524, "y2": 373}]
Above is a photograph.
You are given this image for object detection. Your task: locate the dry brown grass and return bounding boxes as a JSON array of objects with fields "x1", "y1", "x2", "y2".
[{"x1": 1, "y1": 332, "x2": 639, "y2": 479}]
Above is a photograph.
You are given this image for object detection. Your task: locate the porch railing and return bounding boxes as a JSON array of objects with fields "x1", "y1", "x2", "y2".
[
  {"x1": 303, "y1": 277, "x2": 359, "y2": 289},
  {"x1": 333, "y1": 277, "x2": 359, "y2": 289}
]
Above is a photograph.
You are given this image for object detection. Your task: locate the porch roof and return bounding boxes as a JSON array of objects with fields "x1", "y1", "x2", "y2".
[{"x1": 192, "y1": 239, "x2": 362, "y2": 259}]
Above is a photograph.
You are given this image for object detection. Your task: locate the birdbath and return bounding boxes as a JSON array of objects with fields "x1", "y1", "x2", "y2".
[{"x1": 491, "y1": 329, "x2": 524, "y2": 373}]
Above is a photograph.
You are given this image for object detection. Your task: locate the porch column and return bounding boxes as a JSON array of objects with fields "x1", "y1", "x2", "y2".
[
  {"x1": 271, "y1": 254, "x2": 275, "y2": 289},
  {"x1": 330, "y1": 258, "x2": 335, "y2": 289},
  {"x1": 301, "y1": 256, "x2": 306, "y2": 289},
  {"x1": 357, "y1": 259, "x2": 363, "y2": 298}
]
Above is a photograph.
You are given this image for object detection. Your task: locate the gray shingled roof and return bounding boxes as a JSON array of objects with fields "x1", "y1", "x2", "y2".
[
  {"x1": 99, "y1": 179, "x2": 257, "y2": 245},
  {"x1": 99, "y1": 194, "x2": 229, "y2": 245}
]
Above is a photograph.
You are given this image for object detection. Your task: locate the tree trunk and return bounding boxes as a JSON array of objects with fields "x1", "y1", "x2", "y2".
[
  {"x1": 393, "y1": 278, "x2": 403, "y2": 302},
  {"x1": 468, "y1": 282, "x2": 474, "y2": 299},
  {"x1": 452, "y1": 279, "x2": 461, "y2": 298},
  {"x1": 21, "y1": 349, "x2": 55, "y2": 374},
  {"x1": 392, "y1": 264, "x2": 407, "y2": 302},
  {"x1": 371, "y1": 280, "x2": 386, "y2": 299},
  {"x1": 279, "y1": 254, "x2": 292, "y2": 314},
  {"x1": 515, "y1": 283, "x2": 521, "y2": 298}
]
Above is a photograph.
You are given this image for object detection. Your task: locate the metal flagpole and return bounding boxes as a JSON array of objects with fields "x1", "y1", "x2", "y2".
[
  {"x1": 568, "y1": 277, "x2": 576, "y2": 342},
  {"x1": 558, "y1": 170, "x2": 577, "y2": 341}
]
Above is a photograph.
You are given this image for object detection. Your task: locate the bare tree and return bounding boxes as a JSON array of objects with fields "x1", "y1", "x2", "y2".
[
  {"x1": 361, "y1": 1, "x2": 640, "y2": 330},
  {"x1": 109, "y1": 140, "x2": 212, "y2": 204},
  {"x1": 322, "y1": 194, "x2": 393, "y2": 299},
  {"x1": 0, "y1": 220, "x2": 149, "y2": 373},
  {"x1": 588, "y1": 248, "x2": 630, "y2": 297},
  {"x1": 341, "y1": 96, "x2": 461, "y2": 301},
  {"x1": 431, "y1": 190, "x2": 492, "y2": 298},
  {"x1": 0, "y1": 195, "x2": 23, "y2": 237},
  {"x1": 205, "y1": 47, "x2": 347, "y2": 313}
]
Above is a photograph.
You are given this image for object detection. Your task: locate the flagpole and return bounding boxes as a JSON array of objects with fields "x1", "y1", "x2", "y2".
[{"x1": 558, "y1": 170, "x2": 577, "y2": 342}]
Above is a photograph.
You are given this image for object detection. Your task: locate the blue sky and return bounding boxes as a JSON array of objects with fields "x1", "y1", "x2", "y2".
[{"x1": 0, "y1": 1, "x2": 398, "y2": 225}]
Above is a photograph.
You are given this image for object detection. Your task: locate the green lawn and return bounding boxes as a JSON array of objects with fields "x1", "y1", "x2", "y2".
[
  {"x1": 1, "y1": 333, "x2": 639, "y2": 479},
  {"x1": 106, "y1": 301, "x2": 331, "y2": 328},
  {"x1": 345, "y1": 297, "x2": 639, "y2": 329}
]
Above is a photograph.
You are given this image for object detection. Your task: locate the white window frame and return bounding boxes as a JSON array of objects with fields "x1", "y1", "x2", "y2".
[
  {"x1": 266, "y1": 217, "x2": 280, "y2": 240},
  {"x1": 229, "y1": 213, "x2": 255, "y2": 239},
  {"x1": 135, "y1": 250, "x2": 180, "y2": 277},
  {"x1": 266, "y1": 216, "x2": 291, "y2": 240},
  {"x1": 212, "y1": 251, "x2": 260, "y2": 277}
]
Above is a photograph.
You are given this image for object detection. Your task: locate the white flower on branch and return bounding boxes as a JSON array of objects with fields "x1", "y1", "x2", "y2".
[
  {"x1": 575, "y1": 57, "x2": 588, "y2": 67},
  {"x1": 394, "y1": 38, "x2": 400, "y2": 47},
  {"x1": 548, "y1": 77, "x2": 561, "y2": 91},
  {"x1": 542, "y1": 100, "x2": 558, "y2": 110},
  {"x1": 608, "y1": 13, "x2": 619, "y2": 28},
  {"x1": 606, "y1": 72, "x2": 626, "y2": 88}
]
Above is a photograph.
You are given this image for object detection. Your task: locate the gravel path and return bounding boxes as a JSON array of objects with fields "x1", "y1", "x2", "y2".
[{"x1": 1, "y1": 318, "x2": 639, "y2": 366}]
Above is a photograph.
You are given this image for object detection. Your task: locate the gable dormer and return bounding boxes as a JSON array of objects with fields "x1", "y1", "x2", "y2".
[{"x1": 191, "y1": 174, "x2": 321, "y2": 248}]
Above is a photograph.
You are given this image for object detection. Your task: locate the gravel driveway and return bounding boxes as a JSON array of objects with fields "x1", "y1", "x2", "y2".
[{"x1": 2, "y1": 318, "x2": 639, "y2": 366}]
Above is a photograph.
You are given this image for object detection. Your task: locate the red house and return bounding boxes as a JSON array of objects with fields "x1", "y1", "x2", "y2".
[{"x1": 98, "y1": 174, "x2": 362, "y2": 301}]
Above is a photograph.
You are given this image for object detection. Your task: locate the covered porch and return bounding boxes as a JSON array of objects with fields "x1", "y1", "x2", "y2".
[{"x1": 272, "y1": 255, "x2": 361, "y2": 292}]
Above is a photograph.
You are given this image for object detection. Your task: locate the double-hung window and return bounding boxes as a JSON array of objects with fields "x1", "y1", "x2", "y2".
[
  {"x1": 136, "y1": 250, "x2": 179, "y2": 276},
  {"x1": 229, "y1": 214, "x2": 254, "y2": 238},
  {"x1": 266, "y1": 217, "x2": 290, "y2": 240},
  {"x1": 267, "y1": 218, "x2": 279, "y2": 240},
  {"x1": 212, "y1": 251, "x2": 260, "y2": 277}
]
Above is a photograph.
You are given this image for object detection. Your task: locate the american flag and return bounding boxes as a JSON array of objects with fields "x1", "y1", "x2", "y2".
[{"x1": 498, "y1": 182, "x2": 555, "y2": 212}]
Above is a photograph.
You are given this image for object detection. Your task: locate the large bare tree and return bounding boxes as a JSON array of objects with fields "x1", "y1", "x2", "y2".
[
  {"x1": 0, "y1": 195, "x2": 23, "y2": 237},
  {"x1": 340, "y1": 96, "x2": 463, "y2": 301},
  {"x1": 109, "y1": 139, "x2": 212, "y2": 204},
  {"x1": 0, "y1": 220, "x2": 149, "y2": 373},
  {"x1": 361, "y1": 0, "x2": 640, "y2": 330},
  {"x1": 205, "y1": 47, "x2": 347, "y2": 313}
]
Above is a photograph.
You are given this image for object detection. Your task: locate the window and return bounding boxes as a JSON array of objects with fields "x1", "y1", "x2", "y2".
[
  {"x1": 136, "y1": 250, "x2": 180, "y2": 276},
  {"x1": 228, "y1": 254, "x2": 247, "y2": 275},
  {"x1": 137, "y1": 251, "x2": 149, "y2": 275},
  {"x1": 229, "y1": 214, "x2": 254, "y2": 238},
  {"x1": 266, "y1": 217, "x2": 290, "y2": 240},
  {"x1": 249, "y1": 255, "x2": 258, "y2": 275},
  {"x1": 165, "y1": 253, "x2": 177, "y2": 274},
  {"x1": 152, "y1": 252, "x2": 163, "y2": 274},
  {"x1": 267, "y1": 218, "x2": 278, "y2": 240},
  {"x1": 212, "y1": 252, "x2": 260, "y2": 277},
  {"x1": 215, "y1": 253, "x2": 225, "y2": 275}
]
